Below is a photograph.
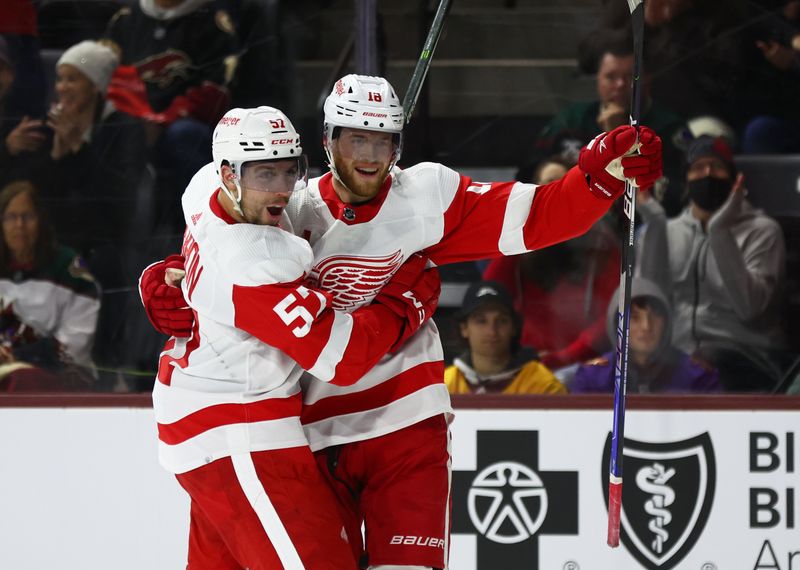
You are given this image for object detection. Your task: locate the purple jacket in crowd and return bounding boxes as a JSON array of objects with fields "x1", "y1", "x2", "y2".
[{"x1": 571, "y1": 277, "x2": 721, "y2": 394}]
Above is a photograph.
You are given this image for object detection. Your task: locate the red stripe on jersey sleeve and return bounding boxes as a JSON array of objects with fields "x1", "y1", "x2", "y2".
[
  {"x1": 327, "y1": 303, "x2": 406, "y2": 385},
  {"x1": 300, "y1": 360, "x2": 444, "y2": 424},
  {"x1": 426, "y1": 175, "x2": 522, "y2": 264},
  {"x1": 232, "y1": 281, "x2": 405, "y2": 383},
  {"x1": 157, "y1": 392, "x2": 303, "y2": 445},
  {"x1": 233, "y1": 279, "x2": 334, "y2": 370},
  {"x1": 425, "y1": 166, "x2": 613, "y2": 265},
  {"x1": 520, "y1": 166, "x2": 612, "y2": 251}
]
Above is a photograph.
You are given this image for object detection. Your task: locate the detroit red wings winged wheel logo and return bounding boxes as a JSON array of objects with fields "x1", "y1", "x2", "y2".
[
  {"x1": 312, "y1": 251, "x2": 404, "y2": 311},
  {"x1": 334, "y1": 80, "x2": 345, "y2": 96}
]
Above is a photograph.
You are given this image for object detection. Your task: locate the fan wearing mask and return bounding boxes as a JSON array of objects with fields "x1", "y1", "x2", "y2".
[{"x1": 636, "y1": 135, "x2": 787, "y2": 391}]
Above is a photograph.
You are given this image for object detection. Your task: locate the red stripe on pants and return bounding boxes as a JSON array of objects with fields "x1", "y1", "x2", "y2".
[{"x1": 176, "y1": 447, "x2": 358, "y2": 570}]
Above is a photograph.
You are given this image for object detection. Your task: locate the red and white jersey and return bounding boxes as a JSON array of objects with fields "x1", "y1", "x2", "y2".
[
  {"x1": 154, "y1": 165, "x2": 405, "y2": 473},
  {"x1": 287, "y1": 161, "x2": 612, "y2": 450}
]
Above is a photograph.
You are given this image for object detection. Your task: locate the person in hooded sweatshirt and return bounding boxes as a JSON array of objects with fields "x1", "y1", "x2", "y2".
[
  {"x1": 636, "y1": 135, "x2": 787, "y2": 391},
  {"x1": 445, "y1": 280, "x2": 567, "y2": 395},
  {"x1": 571, "y1": 277, "x2": 720, "y2": 393}
]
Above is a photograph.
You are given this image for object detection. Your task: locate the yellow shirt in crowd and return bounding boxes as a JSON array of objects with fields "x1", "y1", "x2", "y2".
[{"x1": 444, "y1": 360, "x2": 567, "y2": 395}]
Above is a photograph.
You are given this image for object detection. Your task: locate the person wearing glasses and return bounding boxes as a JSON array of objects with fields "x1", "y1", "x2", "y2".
[{"x1": 0, "y1": 179, "x2": 99, "y2": 389}]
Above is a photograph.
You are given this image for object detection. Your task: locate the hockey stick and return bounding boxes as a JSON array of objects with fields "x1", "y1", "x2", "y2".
[
  {"x1": 607, "y1": 0, "x2": 645, "y2": 549},
  {"x1": 402, "y1": 0, "x2": 453, "y2": 124}
]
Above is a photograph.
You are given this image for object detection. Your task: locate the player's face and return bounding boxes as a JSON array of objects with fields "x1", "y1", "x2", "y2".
[
  {"x1": 331, "y1": 128, "x2": 395, "y2": 201},
  {"x1": 2, "y1": 190, "x2": 39, "y2": 262},
  {"x1": 460, "y1": 306, "x2": 516, "y2": 359},
  {"x1": 54, "y1": 64, "x2": 98, "y2": 115},
  {"x1": 596, "y1": 53, "x2": 634, "y2": 108},
  {"x1": 629, "y1": 302, "x2": 665, "y2": 360},
  {"x1": 238, "y1": 159, "x2": 300, "y2": 226}
]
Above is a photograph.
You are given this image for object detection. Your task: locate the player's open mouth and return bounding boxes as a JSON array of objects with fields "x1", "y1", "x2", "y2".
[
  {"x1": 267, "y1": 206, "x2": 283, "y2": 216},
  {"x1": 355, "y1": 167, "x2": 379, "y2": 176}
]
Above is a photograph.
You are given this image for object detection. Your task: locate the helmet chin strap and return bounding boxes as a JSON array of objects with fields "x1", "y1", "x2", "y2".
[
  {"x1": 324, "y1": 140, "x2": 362, "y2": 199},
  {"x1": 219, "y1": 175, "x2": 245, "y2": 217}
]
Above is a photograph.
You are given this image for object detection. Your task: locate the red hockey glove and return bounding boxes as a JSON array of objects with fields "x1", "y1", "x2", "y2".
[
  {"x1": 138, "y1": 255, "x2": 193, "y2": 337},
  {"x1": 578, "y1": 125, "x2": 663, "y2": 199},
  {"x1": 374, "y1": 254, "x2": 441, "y2": 351},
  {"x1": 624, "y1": 126, "x2": 663, "y2": 190}
]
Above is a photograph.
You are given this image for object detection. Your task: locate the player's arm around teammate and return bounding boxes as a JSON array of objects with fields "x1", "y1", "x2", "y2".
[{"x1": 140, "y1": 107, "x2": 440, "y2": 570}]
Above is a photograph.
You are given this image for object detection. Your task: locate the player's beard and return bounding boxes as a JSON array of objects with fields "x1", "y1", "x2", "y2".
[
  {"x1": 332, "y1": 153, "x2": 391, "y2": 202},
  {"x1": 240, "y1": 195, "x2": 287, "y2": 226}
]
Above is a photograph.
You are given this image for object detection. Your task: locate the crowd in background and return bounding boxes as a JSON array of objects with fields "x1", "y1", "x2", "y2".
[{"x1": 1, "y1": 0, "x2": 799, "y2": 394}]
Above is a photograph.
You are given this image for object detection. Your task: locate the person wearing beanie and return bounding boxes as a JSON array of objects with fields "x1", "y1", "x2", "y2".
[
  {"x1": 25, "y1": 38, "x2": 147, "y2": 255},
  {"x1": 636, "y1": 135, "x2": 787, "y2": 391},
  {"x1": 48, "y1": 40, "x2": 119, "y2": 161},
  {"x1": 445, "y1": 280, "x2": 567, "y2": 395},
  {"x1": 13, "y1": 40, "x2": 148, "y2": 382},
  {"x1": 571, "y1": 278, "x2": 720, "y2": 393}
]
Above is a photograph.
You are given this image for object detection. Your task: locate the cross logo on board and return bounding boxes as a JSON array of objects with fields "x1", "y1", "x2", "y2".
[{"x1": 451, "y1": 431, "x2": 579, "y2": 569}]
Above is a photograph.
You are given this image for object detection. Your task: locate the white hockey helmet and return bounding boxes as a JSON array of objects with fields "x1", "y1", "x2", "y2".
[
  {"x1": 323, "y1": 75, "x2": 405, "y2": 177},
  {"x1": 212, "y1": 106, "x2": 307, "y2": 215}
]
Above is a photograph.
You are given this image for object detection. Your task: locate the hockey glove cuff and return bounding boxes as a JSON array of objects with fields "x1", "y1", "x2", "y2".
[{"x1": 374, "y1": 254, "x2": 441, "y2": 351}]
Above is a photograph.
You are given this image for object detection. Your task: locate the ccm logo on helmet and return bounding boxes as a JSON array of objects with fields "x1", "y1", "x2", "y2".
[
  {"x1": 271, "y1": 139, "x2": 295, "y2": 145},
  {"x1": 389, "y1": 535, "x2": 445, "y2": 548}
]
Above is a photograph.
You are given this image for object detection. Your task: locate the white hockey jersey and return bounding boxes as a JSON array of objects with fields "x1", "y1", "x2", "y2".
[
  {"x1": 0, "y1": 245, "x2": 99, "y2": 369},
  {"x1": 154, "y1": 168, "x2": 407, "y2": 474},
  {"x1": 286, "y1": 161, "x2": 612, "y2": 450}
]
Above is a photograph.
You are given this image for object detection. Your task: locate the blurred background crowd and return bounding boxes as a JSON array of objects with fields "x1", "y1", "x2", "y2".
[{"x1": 1, "y1": 0, "x2": 799, "y2": 394}]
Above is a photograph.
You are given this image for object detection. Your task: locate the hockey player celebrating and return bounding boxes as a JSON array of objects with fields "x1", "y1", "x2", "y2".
[
  {"x1": 141, "y1": 105, "x2": 441, "y2": 570},
  {"x1": 142, "y1": 74, "x2": 663, "y2": 570}
]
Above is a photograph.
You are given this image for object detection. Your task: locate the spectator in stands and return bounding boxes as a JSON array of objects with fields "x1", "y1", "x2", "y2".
[
  {"x1": 588, "y1": 0, "x2": 747, "y2": 129},
  {"x1": 445, "y1": 281, "x2": 566, "y2": 395},
  {"x1": 740, "y1": 0, "x2": 800, "y2": 153},
  {"x1": 0, "y1": 1, "x2": 47, "y2": 119},
  {"x1": 35, "y1": 40, "x2": 147, "y2": 386},
  {"x1": 637, "y1": 135, "x2": 787, "y2": 391},
  {"x1": 222, "y1": 0, "x2": 290, "y2": 112},
  {"x1": 104, "y1": 0, "x2": 237, "y2": 230},
  {"x1": 571, "y1": 277, "x2": 720, "y2": 393},
  {"x1": 535, "y1": 36, "x2": 685, "y2": 214},
  {"x1": 0, "y1": 180, "x2": 99, "y2": 389},
  {"x1": 0, "y1": 35, "x2": 47, "y2": 188},
  {"x1": 671, "y1": 115, "x2": 738, "y2": 154},
  {"x1": 29, "y1": 40, "x2": 147, "y2": 257},
  {"x1": 644, "y1": 0, "x2": 748, "y2": 127},
  {"x1": 483, "y1": 157, "x2": 620, "y2": 371},
  {"x1": 0, "y1": 37, "x2": 13, "y2": 119},
  {"x1": 526, "y1": 155, "x2": 572, "y2": 186}
]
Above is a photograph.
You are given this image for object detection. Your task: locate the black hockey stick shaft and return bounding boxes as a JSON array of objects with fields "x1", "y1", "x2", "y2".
[
  {"x1": 607, "y1": 0, "x2": 645, "y2": 549},
  {"x1": 402, "y1": 0, "x2": 453, "y2": 124}
]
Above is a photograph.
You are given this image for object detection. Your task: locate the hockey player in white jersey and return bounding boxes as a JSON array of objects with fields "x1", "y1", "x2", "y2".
[
  {"x1": 140, "y1": 106, "x2": 441, "y2": 570},
  {"x1": 143, "y1": 75, "x2": 664, "y2": 569}
]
